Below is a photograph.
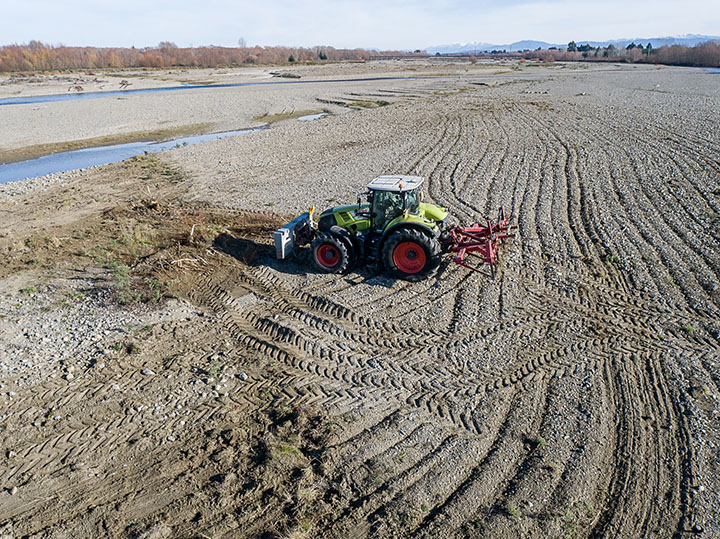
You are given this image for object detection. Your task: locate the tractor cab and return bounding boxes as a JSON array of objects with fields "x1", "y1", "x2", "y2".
[{"x1": 366, "y1": 175, "x2": 424, "y2": 233}]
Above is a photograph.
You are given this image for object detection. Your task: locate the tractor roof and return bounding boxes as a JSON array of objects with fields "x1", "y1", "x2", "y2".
[{"x1": 367, "y1": 175, "x2": 424, "y2": 192}]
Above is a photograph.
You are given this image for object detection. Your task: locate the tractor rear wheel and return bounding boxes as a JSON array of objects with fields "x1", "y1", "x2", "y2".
[
  {"x1": 311, "y1": 233, "x2": 350, "y2": 274},
  {"x1": 382, "y1": 228, "x2": 441, "y2": 281}
]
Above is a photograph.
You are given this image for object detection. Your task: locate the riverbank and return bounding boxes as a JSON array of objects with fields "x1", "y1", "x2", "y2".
[{"x1": 0, "y1": 59, "x2": 537, "y2": 164}]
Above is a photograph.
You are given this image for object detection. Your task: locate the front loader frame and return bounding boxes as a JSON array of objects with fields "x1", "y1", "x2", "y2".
[{"x1": 274, "y1": 209, "x2": 315, "y2": 260}]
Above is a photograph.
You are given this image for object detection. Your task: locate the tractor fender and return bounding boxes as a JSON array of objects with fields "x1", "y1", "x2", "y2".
[
  {"x1": 329, "y1": 225, "x2": 356, "y2": 259},
  {"x1": 379, "y1": 222, "x2": 437, "y2": 252}
]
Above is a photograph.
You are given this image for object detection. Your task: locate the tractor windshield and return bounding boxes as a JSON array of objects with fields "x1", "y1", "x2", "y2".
[{"x1": 371, "y1": 190, "x2": 403, "y2": 232}]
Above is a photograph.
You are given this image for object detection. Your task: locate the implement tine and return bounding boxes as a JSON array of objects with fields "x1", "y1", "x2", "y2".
[{"x1": 446, "y1": 206, "x2": 514, "y2": 277}]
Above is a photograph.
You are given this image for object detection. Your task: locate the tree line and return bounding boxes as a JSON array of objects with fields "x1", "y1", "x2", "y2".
[
  {"x1": 3, "y1": 39, "x2": 718, "y2": 73},
  {"x1": 524, "y1": 40, "x2": 720, "y2": 68},
  {"x1": 0, "y1": 41, "x2": 423, "y2": 72}
]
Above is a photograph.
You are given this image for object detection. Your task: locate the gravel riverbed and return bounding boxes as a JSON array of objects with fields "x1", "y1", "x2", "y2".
[{"x1": 1, "y1": 59, "x2": 718, "y2": 538}]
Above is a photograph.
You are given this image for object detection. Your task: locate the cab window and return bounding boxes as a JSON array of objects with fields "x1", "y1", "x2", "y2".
[
  {"x1": 405, "y1": 189, "x2": 420, "y2": 214},
  {"x1": 372, "y1": 191, "x2": 403, "y2": 231}
]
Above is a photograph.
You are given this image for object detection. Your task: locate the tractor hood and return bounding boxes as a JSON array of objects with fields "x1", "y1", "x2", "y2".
[
  {"x1": 420, "y1": 202, "x2": 448, "y2": 222},
  {"x1": 319, "y1": 203, "x2": 371, "y2": 233},
  {"x1": 320, "y1": 204, "x2": 362, "y2": 216}
]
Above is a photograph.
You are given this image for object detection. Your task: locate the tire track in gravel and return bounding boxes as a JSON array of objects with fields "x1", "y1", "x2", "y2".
[
  {"x1": 421, "y1": 111, "x2": 481, "y2": 222},
  {"x1": 180, "y1": 262, "x2": 568, "y2": 539},
  {"x1": 526, "y1": 115, "x2": 562, "y2": 264},
  {"x1": 599, "y1": 127, "x2": 720, "y2": 298},
  {"x1": 174, "y1": 91, "x2": 712, "y2": 537},
  {"x1": 187, "y1": 269, "x2": 471, "y2": 415},
  {"x1": 525, "y1": 101, "x2": 718, "y2": 308},
  {"x1": 577, "y1": 142, "x2": 672, "y2": 298},
  {"x1": 607, "y1": 111, "x2": 720, "y2": 204},
  {"x1": 456, "y1": 109, "x2": 495, "y2": 212},
  {"x1": 573, "y1": 123, "x2": 695, "y2": 304},
  {"x1": 588, "y1": 351, "x2": 693, "y2": 538},
  {"x1": 514, "y1": 103, "x2": 603, "y2": 270},
  {"x1": 490, "y1": 105, "x2": 534, "y2": 227},
  {"x1": 482, "y1": 106, "x2": 514, "y2": 216},
  {"x1": 238, "y1": 265, "x2": 453, "y2": 344},
  {"x1": 554, "y1": 106, "x2": 720, "y2": 311},
  {"x1": 637, "y1": 138, "x2": 720, "y2": 238},
  {"x1": 385, "y1": 268, "x2": 474, "y2": 322},
  {"x1": 0, "y1": 367, "x2": 238, "y2": 491},
  {"x1": 0, "y1": 349, "x2": 289, "y2": 528},
  {"x1": 406, "y1": 111, "x2": 468, "y2": 216},
  {"x1": 187, "y1": 262, "x2": 573, "y2": 443},
  {"x1": 455, "y1": 107, "x2": 508, "y2": 219},
  {"x1": 325, "y1": 430, "x2": 466, "y2": 537},
  {"x1": 186, "y1": 253, "x2": 704, "y2": 536},
  {"x1": 412, "y1": 376, "x2": 551, "y2": 538},
  {"x1": 604, "y1": 145, "x2": 717, "y2": 311},
  {"x1": 621, "y1": 126, "x2": 720, "y2": 270}
]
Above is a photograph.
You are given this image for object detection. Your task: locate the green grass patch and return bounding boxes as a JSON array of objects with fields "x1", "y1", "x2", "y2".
[
  {"x1": 506, "y1": 504, "x2": 520, "y2": 520},
  {"x1": 207, "y1": 358, "x2": 223, "y2": 378},
  {"x1": 109, "y1": 262, "x2": 142, "y2": 305}
]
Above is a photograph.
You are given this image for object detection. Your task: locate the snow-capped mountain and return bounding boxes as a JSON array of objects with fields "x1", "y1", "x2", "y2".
[{"x1": 426, "y1": 34, "x2": 720, "y2": 54}]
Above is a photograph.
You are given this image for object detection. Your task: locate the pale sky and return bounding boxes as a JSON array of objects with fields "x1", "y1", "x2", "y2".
[{"x1": 2, "y1": 0, "x2": 718, "y2": 50}]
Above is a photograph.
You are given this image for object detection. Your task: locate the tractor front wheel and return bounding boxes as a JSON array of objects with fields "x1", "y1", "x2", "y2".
[
  {"x1": 311, "y1": 233, "x2": 350, "y2": 274},
  {"x1": 382, "y1": 228, "x2": 441, "y2": 281}
]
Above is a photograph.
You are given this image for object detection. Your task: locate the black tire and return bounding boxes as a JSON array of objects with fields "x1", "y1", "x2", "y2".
[
  {"x1": 437, "y1": 217, "x2": 455, "y2": 253},
  {"x1": 382, "y1": 228, "x2": 441, "y2": 282},
  {"x1": 311, "y1": 233, "x2": 350, "y2": 274}
]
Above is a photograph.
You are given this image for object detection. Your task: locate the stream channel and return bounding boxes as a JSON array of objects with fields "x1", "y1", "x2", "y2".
[
  {"x1": 0, "y1": 113, "x2": 327, "y2": 185},
  {"x1": 0, "y1": 73, "x2": 410, "y2": 184}
]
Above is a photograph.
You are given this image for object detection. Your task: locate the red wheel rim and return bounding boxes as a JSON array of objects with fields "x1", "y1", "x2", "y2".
[
  {"x1": 393, "y1": 242, "x2": 427, "y2": 274},
  {"x1": 317, "y1": 244, "x2": 340, "y2": 268}
]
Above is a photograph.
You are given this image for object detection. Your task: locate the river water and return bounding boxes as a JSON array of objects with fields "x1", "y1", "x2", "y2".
[{"x1": 0, "y1": 127, "x2": 266, "y2": 184}]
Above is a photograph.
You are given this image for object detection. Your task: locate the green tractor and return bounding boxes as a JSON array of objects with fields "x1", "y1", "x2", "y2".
[{"x1": 275, "y1": 175, "x2": 449, "y2": 281}]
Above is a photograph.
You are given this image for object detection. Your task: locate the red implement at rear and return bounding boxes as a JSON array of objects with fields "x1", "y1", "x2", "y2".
[{"x1": 445, "y1": 207, "x2": 516, "y2": 277}]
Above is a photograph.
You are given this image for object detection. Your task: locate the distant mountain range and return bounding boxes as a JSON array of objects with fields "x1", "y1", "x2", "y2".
[{"x1": 426, "y1": 34, "x2": 720, "y2": 54}]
